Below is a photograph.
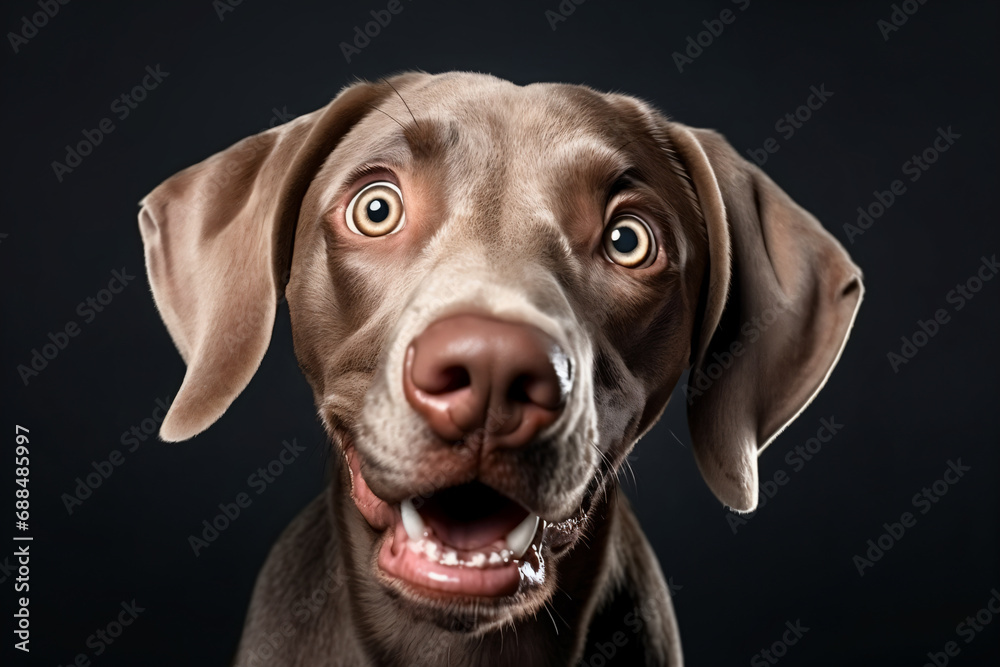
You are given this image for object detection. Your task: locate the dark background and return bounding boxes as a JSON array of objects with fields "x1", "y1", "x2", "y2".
[{"x1": 2, "y1": 0, "x2": 997, "y2": 665}]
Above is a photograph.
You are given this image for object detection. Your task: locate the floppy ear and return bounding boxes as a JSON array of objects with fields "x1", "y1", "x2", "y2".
[
  {"x1": 139, "y1": 79, "x2": 394, "y2": 442},
  {"x1": 668, "y1": 124, "x2": 864, "y2": 512}
]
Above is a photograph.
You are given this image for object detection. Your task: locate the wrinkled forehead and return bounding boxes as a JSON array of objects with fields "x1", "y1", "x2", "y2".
[{"x1": 316, "y1": 75, "x2": 670, "y2": 202}]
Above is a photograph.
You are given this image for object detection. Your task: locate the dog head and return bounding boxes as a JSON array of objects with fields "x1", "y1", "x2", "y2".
[{"x1": 140, "y1": 72, "x2": 862, "y2": 631}]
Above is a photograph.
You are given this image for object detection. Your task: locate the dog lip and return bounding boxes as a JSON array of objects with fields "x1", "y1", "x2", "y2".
[{"x1": 344, "y1": 443, "x2": 395, "y2": 531}]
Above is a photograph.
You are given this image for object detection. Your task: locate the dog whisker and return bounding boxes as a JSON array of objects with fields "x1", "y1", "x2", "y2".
[
  {"x1": 364, "y1": 102, "x2": 408, "y2": 132},
  {"x1": 667, "y1": 428, "x2": 687, "y2": 449},
  {"x1": 548, "y1": 596, "x2": 571, "y2": 631},
  {"x1": 610, "y1": 135, "x2": 640, "y2": 162},
  {"x1": 623, "y1": 457, "x2": 638, "y2": 489},
  {"x1": 542, "y1": 600, "x2": 559, "y2": 635},
  {"x1": 380, "y1": 77, "x2": 420, "y2": 130}
]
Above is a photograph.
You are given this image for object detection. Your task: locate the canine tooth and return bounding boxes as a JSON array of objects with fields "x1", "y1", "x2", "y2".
[
  {"x1": 400, "y1": 499, "x2": 426, "y2": 542},
  {"x1": 505, "y1": 513, "x2": 540, "y2": 560}
]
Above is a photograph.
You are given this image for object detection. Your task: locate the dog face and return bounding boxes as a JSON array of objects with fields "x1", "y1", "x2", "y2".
[{"x1": 139, "y1": 72, "x2": 862, "y2": 631}]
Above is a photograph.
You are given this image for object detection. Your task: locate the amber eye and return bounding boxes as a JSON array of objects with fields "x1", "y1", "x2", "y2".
[
  {"x1": 603, "y1": 215, "x2": 654, "y2": 268},
  {"x1": 346, "y1": 181, "x2": 405, "y2": 236}
]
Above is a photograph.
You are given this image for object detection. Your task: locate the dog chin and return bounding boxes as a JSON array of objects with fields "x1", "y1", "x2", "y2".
[{"x1": 340, "y1": 437, "x2": 589, "y2": 631}]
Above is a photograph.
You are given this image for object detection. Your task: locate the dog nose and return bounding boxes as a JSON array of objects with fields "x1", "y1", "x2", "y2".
[{"x1": 404, "y1": 314, "x2": 571, "y2": 449}]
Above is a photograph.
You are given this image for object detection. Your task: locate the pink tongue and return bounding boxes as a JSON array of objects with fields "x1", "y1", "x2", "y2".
[{"x1": 418, "y1": 484, "x2": 529, "y2": 551}]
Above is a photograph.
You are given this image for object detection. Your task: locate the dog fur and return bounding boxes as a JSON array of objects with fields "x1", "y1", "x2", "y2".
[{"x1": 139, "y1": 71, "x2": 863, "y2": 666}]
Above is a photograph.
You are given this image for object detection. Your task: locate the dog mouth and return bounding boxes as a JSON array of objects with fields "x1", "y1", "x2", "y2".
[
  {"x1": 387, "y1": 482, "x2": 542, "y2": 597},
  {"x1": 344, "y1": 443, "x2": 580, "y2": 600}
]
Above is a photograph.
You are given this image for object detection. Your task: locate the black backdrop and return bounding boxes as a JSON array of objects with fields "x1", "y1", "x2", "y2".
[{"x1": 2, "y1": 1, "x2": 998, "y2": 665}]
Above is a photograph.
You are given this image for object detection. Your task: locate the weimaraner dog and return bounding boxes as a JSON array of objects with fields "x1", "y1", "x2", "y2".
[{"x1": 139, "y1": 71, "x2": 862, "y2": 666}]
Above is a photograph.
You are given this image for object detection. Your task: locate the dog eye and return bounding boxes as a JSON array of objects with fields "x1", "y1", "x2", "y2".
[
  {"x1": 346, "y1": 181, "x2": 405, "y2": 236},
  {"x1": 603, "y1": 215, "x2": 654, "y2": 268}
]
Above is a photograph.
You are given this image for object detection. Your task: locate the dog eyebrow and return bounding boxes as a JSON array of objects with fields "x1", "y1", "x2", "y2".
[
  {"x1": 401, "y1": 119, "x2": 459, "y2": 160},
  {"x1": 606, "y1": 169, "x2": 642, "y2": 199}
]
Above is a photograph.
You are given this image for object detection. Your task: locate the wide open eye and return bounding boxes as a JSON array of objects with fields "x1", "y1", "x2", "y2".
[
  {"x1": 346, "y1": 181, "x2": 405, "y2": 236},
  {"x1": 603, "y1": 215, "x2": 654, "y2": 268}
]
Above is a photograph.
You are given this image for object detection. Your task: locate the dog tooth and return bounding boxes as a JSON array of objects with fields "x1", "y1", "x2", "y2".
[
  {"x1": 400, "y1": 498, "x2": 426, "y2": 542},
  {"x1": 505, "y1": 513, "x2": 540, "y2": 560}
]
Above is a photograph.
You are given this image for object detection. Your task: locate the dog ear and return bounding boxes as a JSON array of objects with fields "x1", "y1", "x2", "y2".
[
  {"x1": 138, "y1": 79, "x2": 398, "y2": 442},
  {"x1": 668, "y1": 124, "x2": 863, "y2": 511}
]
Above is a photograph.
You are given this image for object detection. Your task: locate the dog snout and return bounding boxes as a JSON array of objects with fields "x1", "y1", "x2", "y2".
[{"x1": 403, "y1": 314, "x2": 571, "y2": 450}]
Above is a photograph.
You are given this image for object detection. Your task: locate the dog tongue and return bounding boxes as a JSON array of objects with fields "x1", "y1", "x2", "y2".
[{"x1": 418, "y1": 483, "x2": 529, "y2": 551}]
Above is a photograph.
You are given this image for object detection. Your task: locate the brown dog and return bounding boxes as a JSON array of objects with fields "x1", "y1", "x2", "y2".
[{"x1": 139, "y1": 71, "x2": 862, "y2": 666}]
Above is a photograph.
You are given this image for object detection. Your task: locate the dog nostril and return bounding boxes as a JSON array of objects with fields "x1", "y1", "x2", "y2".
[
  {"x1": 506, "y1": 374, "x2": 533, "y2": 404},
  {"x1": 507, "y1": 373, "x2": 563, "y2": 410},
  {"x1": 435, "y1": 366, "x2": 471, "y2": 394},
  {"x1": 406, "y1": 342, "x2": 472, "y2": 395}
]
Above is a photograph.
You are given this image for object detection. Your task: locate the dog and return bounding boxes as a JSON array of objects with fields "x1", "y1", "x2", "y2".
[{"x1": 138, "y1": 71, "x2": 863, "y2": 666}]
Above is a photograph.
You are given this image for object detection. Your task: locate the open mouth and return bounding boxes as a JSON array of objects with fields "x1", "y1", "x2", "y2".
[
  {"x1": 345, "y1": 445, "x2": 548, "y2": 598},
  {"x1": 386, "y1": 483, "x2": 542, "y2": 596}
]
